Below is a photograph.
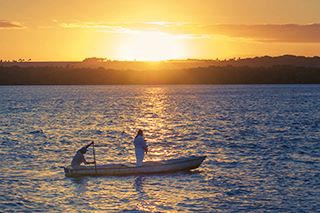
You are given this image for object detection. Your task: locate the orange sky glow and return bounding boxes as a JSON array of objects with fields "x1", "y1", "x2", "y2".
[{"x1": 1, "y1": 0, "x2": 320, "y2": 61}]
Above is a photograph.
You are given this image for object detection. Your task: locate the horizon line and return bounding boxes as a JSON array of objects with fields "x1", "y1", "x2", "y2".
[{"x1": 1, "y1": 54, "x2": 320, "y2": 63}]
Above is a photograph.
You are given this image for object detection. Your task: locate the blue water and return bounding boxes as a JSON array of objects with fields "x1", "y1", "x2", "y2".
[{"x1": 0, "y1": 85, "x2": 319, "y2": 212}]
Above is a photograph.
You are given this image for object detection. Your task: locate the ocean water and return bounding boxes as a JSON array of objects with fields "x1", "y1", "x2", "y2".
[{"x1": 0, "y1": 85, "x2": 319, "y2": 212}]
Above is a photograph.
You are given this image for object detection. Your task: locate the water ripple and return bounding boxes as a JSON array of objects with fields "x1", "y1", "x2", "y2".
[{"x1": 0, "y1": 85, "x2": 319, "y2": 212}]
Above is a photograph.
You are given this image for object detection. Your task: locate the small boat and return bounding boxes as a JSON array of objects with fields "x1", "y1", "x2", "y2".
[{"x1": 64, "y1": 155, "x2": 206, "y2": 177}]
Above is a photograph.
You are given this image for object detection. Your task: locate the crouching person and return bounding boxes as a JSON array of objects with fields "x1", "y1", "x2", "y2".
[{"x1": 71, "y1": 142, "x2": 96, "y2": 168}]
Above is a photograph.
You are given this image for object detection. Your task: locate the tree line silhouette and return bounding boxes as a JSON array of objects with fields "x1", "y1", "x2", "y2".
[
  {"x1": 0, "y1": 65, "x2": 320, "y2": 84},
  {"x1": 2, "y1": 55, "x2": 320, "y2": 70}
]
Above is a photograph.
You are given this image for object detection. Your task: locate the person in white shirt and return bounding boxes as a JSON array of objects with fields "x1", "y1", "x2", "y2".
[
  {"x1": 133, "y1": 129, "x2": 148, "y2": 166},
  {"x1": 71, "y1": 142, "x2": 96, "y2": 168}
]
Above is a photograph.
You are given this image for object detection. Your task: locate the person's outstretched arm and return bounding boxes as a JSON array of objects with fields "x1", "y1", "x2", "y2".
[
  {"x1": 84, "y1": 160, "x2": 96, "y2": 165},
  {"x1": 84, "y1": 141, "x2": 94, "y2": 149},
  {"x1": 143, "y1": 138, "x2": 148, "y2": 154},
  {"x1": 83, "y1": 142, "x2": 96, "y2": 164},
  {"x1": 83, "y1": 156, "x2": 96, "y2": 165}
]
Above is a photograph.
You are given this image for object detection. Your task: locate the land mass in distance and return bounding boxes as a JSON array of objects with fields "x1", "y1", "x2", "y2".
[{"x1": 1, "y1": 55, "x2": 320, "y2": 84}]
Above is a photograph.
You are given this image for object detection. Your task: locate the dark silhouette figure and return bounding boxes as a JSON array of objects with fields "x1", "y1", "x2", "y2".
[{"x1": 71, "y1": 142, "x2": 96, "y2": 168}]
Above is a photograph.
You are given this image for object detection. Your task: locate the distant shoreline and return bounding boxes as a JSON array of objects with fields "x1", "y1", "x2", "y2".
[
  {"x1": 1, "y1": 55, "x2": 320, "y2": 69},
  {"x1": 1, "y1": 64, "x2": 320, "y2": 85},
  {"x1": 2, "y1": 55, "x2": 320, "y2": 85}
]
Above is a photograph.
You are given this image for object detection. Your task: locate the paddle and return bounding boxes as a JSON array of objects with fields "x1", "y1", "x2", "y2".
[{"x1": 92, "y1": 141, "x2": 97, "y2": 175}]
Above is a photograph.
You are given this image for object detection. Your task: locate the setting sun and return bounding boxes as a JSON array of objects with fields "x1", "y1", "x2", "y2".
[
  {"x1": 1, "y1": 0, "x2": 320, "y2": 61},
  {"x1": 115, "y1": 31, "x2": 186, "y2": 61}
]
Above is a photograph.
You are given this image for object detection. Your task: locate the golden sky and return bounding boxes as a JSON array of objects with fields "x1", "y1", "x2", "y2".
[{"x1": 1, "y1": 0, "x2": 320, "y2": 61}]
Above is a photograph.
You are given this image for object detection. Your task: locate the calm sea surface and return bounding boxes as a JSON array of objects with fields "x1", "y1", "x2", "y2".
[{"x1": 0, "y1": 85, "x2": 319, "y2": 212}]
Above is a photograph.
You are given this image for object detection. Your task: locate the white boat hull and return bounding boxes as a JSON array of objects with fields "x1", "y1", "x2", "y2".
[{"x1": 64, "y1": 155, "x2": 206, "y2": 177}]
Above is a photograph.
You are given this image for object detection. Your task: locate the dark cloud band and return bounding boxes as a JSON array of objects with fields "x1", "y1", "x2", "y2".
[{"x1": 198, "y1": 24, "x2": 320, "y2": 43}]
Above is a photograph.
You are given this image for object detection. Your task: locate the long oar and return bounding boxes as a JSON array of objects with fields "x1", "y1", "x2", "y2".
[{"x1": 92, "y1": 141, "x2": 97, "y2": 175}]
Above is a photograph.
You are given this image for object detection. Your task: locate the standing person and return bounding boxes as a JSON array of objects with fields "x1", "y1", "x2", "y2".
[
  {"x1": 133, "y1": 129, "x2": 148, "y2": 166},
  {"x1": 71, "y1": 142, "x2": 96, "y2": 168}
]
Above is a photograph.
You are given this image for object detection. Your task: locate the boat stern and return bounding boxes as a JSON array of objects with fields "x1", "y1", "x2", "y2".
[{"x1": 63, "y1": 166, "x2": 73, "y2": 177}]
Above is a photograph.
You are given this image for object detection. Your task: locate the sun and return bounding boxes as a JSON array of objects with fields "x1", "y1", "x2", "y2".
[{"x1": 116, "y1": 31, "x2": 185, "y2": 61}]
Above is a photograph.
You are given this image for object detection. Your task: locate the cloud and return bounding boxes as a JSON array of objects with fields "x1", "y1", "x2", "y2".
[
  {"x1": 60, "y1": 22, "x2": 139, "y2": 34},
  {"x1": 200, "y1": 24, "x2": 320, "y2": 43},
  {"x1": 59, "y1": 21, "x2": 207, "y2": 41},
  {"x1": 59, "y1": 21, "x2": 183, "y2": 29},
  {"x1": 146, "y1": 23, "x2": 320, "y2": 43},
  {"x1": 0, "y1": 20, "x2": 24, "y2": 29},
  {"x1": 59, "y1": 21, "x2": 184, "y2": 36},
  {"x1": 58, "y1": 21, "x2": 204, "y2": 40},
  {"x1": 58, "y1": 21, "x2": 320, "y2": 43}
]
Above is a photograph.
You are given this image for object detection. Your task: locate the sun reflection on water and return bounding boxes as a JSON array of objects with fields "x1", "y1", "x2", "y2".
[
  {"x1": 134, "y1": 87, "x2": 171, "y2": 161},
  {"x1": 4, "y1": 85, "x2": 319, "y2": 211}
]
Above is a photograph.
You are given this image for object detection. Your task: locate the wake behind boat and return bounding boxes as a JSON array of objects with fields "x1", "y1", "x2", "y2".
[{"x1": 64, "y1": 155, "x2": 206, "y2": 177}]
